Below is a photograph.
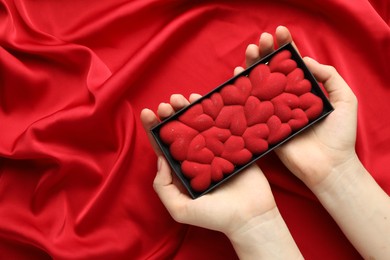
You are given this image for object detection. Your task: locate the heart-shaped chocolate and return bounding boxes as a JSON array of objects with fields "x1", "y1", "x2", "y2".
[
  {"x1": 211, "y1": 157, "x2": 235, "y2": 182},
  {"x1": 288, "y1": 108, "x2": 309, "y2": 131},
  {"x1": 244, "y1": 96, "x2": 274, "y2": 126},
  {"x1": 159, "y1": 121, "x2": 198, "y2": 161},
  {"x1": 220, "y1": 76, "x2": 251, "y2": 105},
  {"x1": 179, "y1": 104, "x2": 214, "y2": 132},
  {"x1": 215, "y1": 106, "x2": 247, "y2": 136},
  {"x1": 202, "y1": 127, "x2": 231, "y2": 156},
  {"x1": 269, "y1": 50, "x2": 297, "y2": 75},
  {"x1": 250, "y1": 64, "x2": 287, "y2": 100},
  {"x1": 242, "y1": 124, "x2": 269, "y2": 154},
  {"x1": 181, "y1": 161, "x2": 212, "y2": 192},
  {"x1": 158, "y1": 48, "x2": 325, "y2": 193},
  {"x1": 299, "y1": 92, "x2": 324, "y2": 120},
  {"x1": 221, "y1": 136, "x2": 252, "y2": 165},
  {"x1": 267, "y1": 115, "x2": 292, "y2": 145},
  {"x1": 201, "y1": 92, "x2": 224, "y2": 119},
  {"x1": 272, "y1": 93, "x2": 300, "y2": 122},
  {"x1": 186, "y1": 134, "x2": 215, "y2": 164},
  {"x1": 285, "y1": 68, "x2": 312, "y2": 96}
]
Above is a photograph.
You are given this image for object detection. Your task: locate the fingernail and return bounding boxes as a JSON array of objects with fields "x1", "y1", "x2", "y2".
[{"x1": 260, "y1": 32, "x2": 271, "y2": 41}]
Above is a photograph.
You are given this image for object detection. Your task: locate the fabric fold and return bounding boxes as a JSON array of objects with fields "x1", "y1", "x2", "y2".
[{"x1": 0, "y1": 0, "x2": 388, "y2": 259}]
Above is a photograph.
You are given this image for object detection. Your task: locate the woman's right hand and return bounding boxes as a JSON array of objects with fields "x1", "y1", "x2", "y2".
[
  {"x1": 246, "y1": 26, "x2": 390, "y2": 260},
  {"x1": 244, "y1": 26, "x2": 359, "y2": 190}
]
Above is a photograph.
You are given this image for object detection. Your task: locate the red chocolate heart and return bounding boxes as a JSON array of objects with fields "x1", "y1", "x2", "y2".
[
  {"x1": 181, "y1": 161, "x2": 211, "y2": 192},
  {"x1": 221, "y1": 136, "x2": 252, "y2": 165},
  {"x1": 244, "y1": 96, "x2": 274, "y2": 126},
  {"x1": 191, "y1": 172, "x2": 211, "y2": 192},
  {"x1": 158, "y1": 49, "x2": 325, "y2": 193},
  {"x1": 215, "y1": 106, "x2": 247, "y2": 136},
  {"x1": 272, "y1": 93, "x2": 300, "y2": 122},
  {"x1": 299, "y1": 92, "x2": 323, "y2": 120},
  {"x1": 186, "y1": 134, "x2": 215, "y2": 164},
  {"x1": 220, "y1": 76, "x2": 251, "y2": 105},
  {"x1": 285, "y1": 68, "x2": 312, "y2": 96},
  {"x1": 269, "y1": 50, "x2": 297, "y2": 75},
  {"x1": 242, "y1": 124, "x2": 269, "y2": 154},
  {"x1": 250, "y1": 65, "x2": 287, "y2": 100},
  {"x1": 201, "y1": 92, "x2": 224, "y2": 119},
  {"x1": 288, "y1": 108, "x2": 309, "y2": 131},
  {"x1": 179, "y1": 104, "x2": 214, "y2": 132},
  {"x1": 267, "y1": 115, "x2": 292, "y2": 145},
  {"x1": 211, "y1": 157, "x2": 234, "y2": 182},
  {"x1": 202, "y1": 127, "x2": 231, "y2": 156},
  {"x1": 159, "y1": 121, "x2": 198, "y2": 161}
]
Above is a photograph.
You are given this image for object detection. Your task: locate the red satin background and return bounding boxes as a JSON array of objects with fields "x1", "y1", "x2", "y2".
[{"x1": 0, "y1": 0, "x2": 389, "y2": 259}]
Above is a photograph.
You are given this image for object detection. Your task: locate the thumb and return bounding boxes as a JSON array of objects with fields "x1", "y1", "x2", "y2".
[
  {"x1": 153, "y1": 156, "x2": 190, "y2": 221},
  {"x1": 303, "y1": 56, "x2": 356, "y2": 105}
]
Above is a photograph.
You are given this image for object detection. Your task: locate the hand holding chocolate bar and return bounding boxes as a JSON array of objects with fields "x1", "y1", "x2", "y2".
[
  {"x1": 140, "y1": 26, "x2": 390, "y2": 259},
  {"x1": 151, "y1": 41, "x2": 333, "y2": 197}
]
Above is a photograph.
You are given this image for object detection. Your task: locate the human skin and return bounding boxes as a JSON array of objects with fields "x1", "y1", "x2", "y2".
[
  {"x1": 141, "y1": 26, "x2": 390, "y2": 259},
  {"x1": 250, "y1": 26, "x2": 390, "y2": 260}
]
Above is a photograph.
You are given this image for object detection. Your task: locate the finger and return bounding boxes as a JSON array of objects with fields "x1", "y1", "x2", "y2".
[
  {"x1": 275, "y1": 25, "x2": 292, "y2": 47},
  {"x1": 153, "y1": 156, "x2": 183, "y2": 203},
  {"x1": 153, "y1": 156, "x2": 173, "y2": 188},
  {"x1": 275, "y1": 26, "x2": 300, "y2": 56},
  {"x1": 303, "y1": 57, "x2": 356, "y2": 104},
  {"x1": 153, "y1": 156, "x2": 190, "y2": 219},
  {"x1": 245, "y1": 44, "x2": 260, "y2": 68},
  {"x1": 259, "y1": 32, "x2": 274, "y2": 58},
  {"x1": 170, "y1": 94, "x2": 190, "y2": 111},
  {"x1": 234, "y1": 66, "x2": 245, "y2": 76},
  {"x1": 157, "y1": 102, "x2": 175, "y2": 120},
  {"x1": 189, "y1": 93, "x2": 202, "y2": 103},
  {"x1": 140, "y1": 108, "x2": 163, "y2": 155}
]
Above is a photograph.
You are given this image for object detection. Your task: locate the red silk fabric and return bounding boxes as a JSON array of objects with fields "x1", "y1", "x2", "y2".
[{"x1": 0, "y1": 0, "x2": 389, "y2": 259}]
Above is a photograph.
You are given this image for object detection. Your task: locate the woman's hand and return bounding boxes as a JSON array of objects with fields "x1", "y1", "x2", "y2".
[
  {"x1": 245, "y1": 26, "x2": 390, "y2": 259},
  {"x1": 243, "y1": 26, "x2": 358, "y2": 190},
  {"x1": 140, "y1": 92, "x2": 302, "y2": 259},
  {"x1": 140, "y1": 93, "x2": 276, "y2": 236}
]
